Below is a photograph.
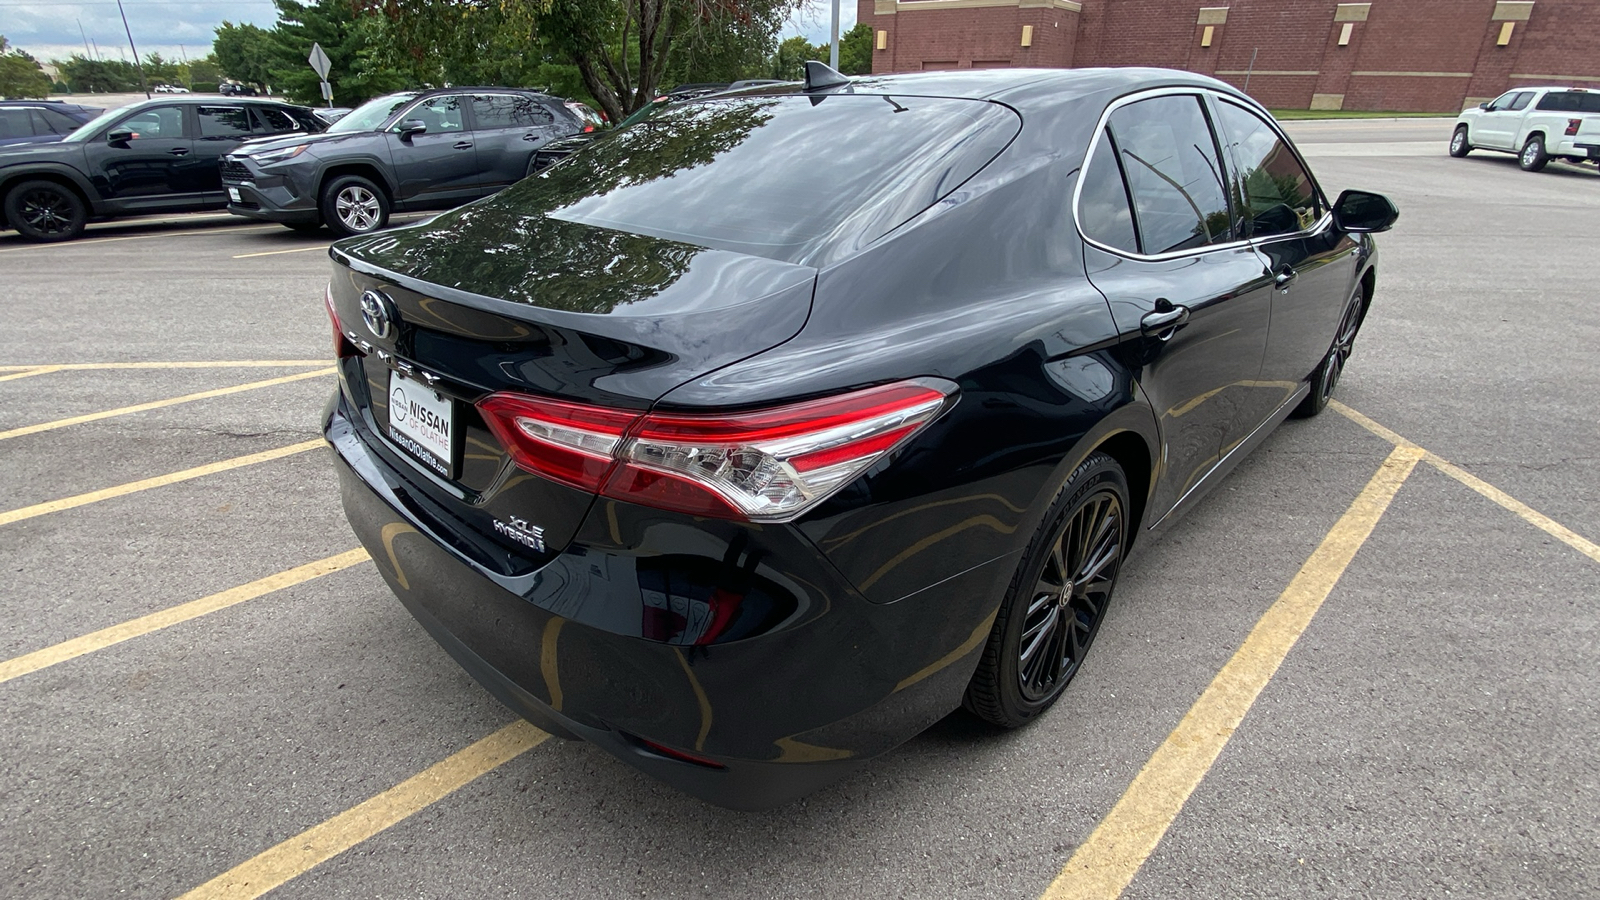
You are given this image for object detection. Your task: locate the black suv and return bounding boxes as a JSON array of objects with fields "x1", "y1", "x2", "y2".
[
  {"x1": 0, "y1": 97, "x2": 324, "y2": 242},
  {"x1": 0, "y1": 101, "x2": 104, "y2": 147},
  {"x1": 221, "y1": 88, "x2": 583, "y2": 237}
]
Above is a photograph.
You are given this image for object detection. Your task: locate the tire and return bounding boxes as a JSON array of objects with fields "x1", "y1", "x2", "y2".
[
  {"x1": 1293, "y1": 284, "x2": 1365, "y2": 419},
  {"x1": 284, "y1": 220, "x2": 323, "y2": 233},
  {"x1": 964, "y1": 452, "x2": 1129, "y2": 728},
  {"x1": 1519, "y1": 134, "x2": 1549, "y2": 172},
  {"x1": 1448, "y1": 125, "x2": 1471, "y2": 158},
  {"x1": 4, "y1": 179, "x2": 88, "y2": 242},
  {"x1": 319, "y1": 175, "x2": 389, "y2": 237}
]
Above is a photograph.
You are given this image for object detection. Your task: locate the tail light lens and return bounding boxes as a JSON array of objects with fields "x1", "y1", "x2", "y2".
[
  {"x1": 326, "y1": 285, "x2": 363, "y2": 360},
  {"x1": 476, "y1": 379, "x2": 956, "y2": 522},
  {"x1": 1567, "y1": 118, "x2": 1582, "y2": 136}
]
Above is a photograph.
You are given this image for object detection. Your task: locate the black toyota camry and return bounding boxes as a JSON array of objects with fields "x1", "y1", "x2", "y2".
[{"x1": 323, "y1": 65, "x2": 1397, "y2": 810}]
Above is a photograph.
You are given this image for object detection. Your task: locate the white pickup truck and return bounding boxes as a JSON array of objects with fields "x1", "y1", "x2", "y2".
[{"x1": 1450, "y1": 86, "x2": 1600, "y2": 171}]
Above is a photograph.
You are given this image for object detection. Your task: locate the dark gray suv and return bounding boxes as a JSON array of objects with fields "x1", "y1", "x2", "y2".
[{"x1": 221, "y1": 88, "x2": 583, "y2": 236}]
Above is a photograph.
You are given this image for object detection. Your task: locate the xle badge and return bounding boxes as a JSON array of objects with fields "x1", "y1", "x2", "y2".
[{"x1": 493, "y1": 515, "x2": 546, "y2": 552}]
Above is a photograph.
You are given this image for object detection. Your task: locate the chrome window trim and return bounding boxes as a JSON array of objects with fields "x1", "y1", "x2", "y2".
[{"x1": 1072, "y1": 85, "x2": 1331, "y2": 262}]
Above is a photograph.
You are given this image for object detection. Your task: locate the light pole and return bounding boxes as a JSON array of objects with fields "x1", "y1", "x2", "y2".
[
  {"x1": 829, "y1": 0, "x2": 840, "y2": 70},
  {"x1": 115, "y1": 0, "x2": 150, "y2": 98}
]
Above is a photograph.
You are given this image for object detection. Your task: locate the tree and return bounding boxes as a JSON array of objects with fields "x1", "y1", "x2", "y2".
[
  {"x1": 357, "y1": 0, "x2": 802, "y2": 124},
  {"x1": 837, "y1": 22, "x2": 872, "y2": 76},
  {"x1": 268, "y1": 0, "x2": 406, "y2": 105},
  {"x1": 0, "y1": 37, "x2": 52, "y2": 99},
  {"x1": 769, "y1": 35, "x2": 821, "y2": 81},
  {"x1": 213, "y1": 21, "x2": 278, "y2": 88},
  {"x1": 187, "y1": 54, "x2": 224, "y2": 85},
  {"x1": 143, "y1": 52, "x2": 183, "y2": 86},
  {"x1": 54, "y1": 55, "x2": 144, "y2": 93}
]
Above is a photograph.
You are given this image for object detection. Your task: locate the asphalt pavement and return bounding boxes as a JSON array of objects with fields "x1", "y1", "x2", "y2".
[{"x1": 0, "y1": 119, "x2": 1595, "y2": 900}]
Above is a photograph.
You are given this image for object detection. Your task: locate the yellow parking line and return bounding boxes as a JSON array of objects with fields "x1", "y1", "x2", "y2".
[
  {"x1": 233, "y1": 245, "x2": 329, "y2": 259},
  {"x1": 0, "y1": 366, "x2": 64, "y2": 383},
  {"x1": 1332, "y1": 401, "x2": 1600, "y2": 566},
  {"x1": 1040, "y1": 445, "x2": 1423, "y2": 900},
  {"x1": 0, "y1": 224, "x2": 279, "y2": 254},
  {"x1": 0, "y1": 550, "x2": 368, "y2": 685},
  {"x1": 176, "y1": 721, "x2": 549, "y2": 900},
  {"x1": 0, "y1": 360, "x2": 328, "y2": 373},
  {"x1": 0, "y1": 439, "x2": 322, "y2": 527},
  {"x1": 0, "y1": 368, "x2": 333, "y2": 441}
]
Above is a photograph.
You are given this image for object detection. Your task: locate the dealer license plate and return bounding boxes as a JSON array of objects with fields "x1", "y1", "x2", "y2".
[
  {"x1": 387, "y1": 370, "x2": 454, "y2": 477},
  {"x1": 227, "y1": 187, "x2": 241, "y2": 203}
]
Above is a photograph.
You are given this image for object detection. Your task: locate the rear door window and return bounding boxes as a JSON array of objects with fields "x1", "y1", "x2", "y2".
[
  {"x1": 1214, "y1": 100, "x2": 1323, "y2": 238},
  {"x1": 198, "y1": 105, "x2": 256, "y2": 137},
  {"x1": 253, "y1": 106, "x2": 301, "y2": 135},
  {"x1": 522, "y1": 94, "x2": 1020, "y2": 264},
  {"x1": 38, "y1": 108, "x2": 83, "y2": 133},
  {"x1": 471, "y1": 94, "x2": 554, "y2": 129},
  {"x1": 0, "y1": 109, "x2": 35, "y2": 139},
  {"x1": 1106, "y1": 94, "x2": 1233, "y2": 254},
  {"x1": 1508, "y1": 92, "x2": 1534, "y2": 111}
]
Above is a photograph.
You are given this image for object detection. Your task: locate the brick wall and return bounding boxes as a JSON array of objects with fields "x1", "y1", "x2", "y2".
[{"x1": 861, "y1": 0, "x2": 1600, "y2": 111}]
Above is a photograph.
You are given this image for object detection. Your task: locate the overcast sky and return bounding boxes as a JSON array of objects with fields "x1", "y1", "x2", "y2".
[{"x1": 1, "y1": 0, "x2": 857, "y2": 65}]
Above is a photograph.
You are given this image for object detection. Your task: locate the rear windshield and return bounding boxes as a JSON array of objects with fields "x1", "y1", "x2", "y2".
[
  {"x1": 509, "y1": 94, "x2": 1020, "y2": 265},
  {"x1": 1535, "y1": 91, "x2": 1600, "y2": 113}
]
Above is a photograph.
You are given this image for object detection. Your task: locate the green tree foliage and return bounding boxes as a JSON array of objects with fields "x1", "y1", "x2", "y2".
[
  {"x1": 837, "y1": 22, "x2": 872, "y2": 76},
  {"x1": 268, "y1": 0, "x2": 406, "y2": 105},
  {"x1": 142, "y1": 52, "x2": 184, "y2": 86},
  {"x1": 770, "y1": 35, "x2": 822, "y2": 81},
  {"x1": 54, "y1": 55, "x2": 145, "y2": 93},
  {"x1": 213, "y1": 21, "x2": 278, "y2": 88},
  {"x1": 0, "y1": 36, "x2": 52, "y2": 98},
  {"x1": 357, "y1": 0, "x2": 801, "y2": 123},
  {"x1": 187, "y1": 54, "x2": 224, "y2": 86}
]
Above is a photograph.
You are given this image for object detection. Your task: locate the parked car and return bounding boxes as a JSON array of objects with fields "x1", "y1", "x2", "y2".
[
  {"x1": 219, "y1": 83, "x2": 259, "y2": 97},
  {"x1": 529, "y1": 94, "x2": 674, "y2": 172},
  {"x1": 221, "y1": 87, "x2": 583, "y2": 236},
  {"x1": 0, "y1": 97, "x2": 325, "y2": 241},
  {"x1": 564, "y1": 101, "x2": 605, "y2": 132},
  {"x1": 0, "y1": 100, "x2": 103, "y2": 147},
  {"x1": 1450, "y1": 86, "x2": 1600, "y2": 170},
  {"x1": 322, "y1": 64, "x2": 1397, "y2": 809},
  {"x1": 152, "y1": 84, "x2": 190, "y2": 94}
]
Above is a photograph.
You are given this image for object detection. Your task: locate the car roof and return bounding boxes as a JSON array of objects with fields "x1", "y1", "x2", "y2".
[
  {"x1": 110, "y1": 96, "x2": 316, "y2": 111},
  {"x1": 716, "y1": 67, "x2": 1243, "y2": 113}
]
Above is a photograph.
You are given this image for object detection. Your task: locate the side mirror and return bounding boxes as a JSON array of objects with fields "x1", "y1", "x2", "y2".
[
  {"x1": 106, "y1": 130, "x2": 135, "y2": 144},
  {"x1": 1478, "y1": 101, "x2": 1490, "y2": 110},
  {"x1": 397, "y1": 119, "x2": 427, "y2": 140},
  {"x1": 1332, "y1": 189, "x2": 1399, "y2": 234}
]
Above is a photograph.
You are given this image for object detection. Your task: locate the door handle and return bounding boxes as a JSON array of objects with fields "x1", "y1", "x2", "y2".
[
  {"x1": 521, "y1": 132, "x2": 539, "y2": 142},
  {"x1": 1140, "y1": 300, "x2": 1190, "y2": 340},
  {"x1": 168, "y1": 147, "x2": 190, "y2": 156},
  {"x1": 452, "y1": 141, "x2": 474, "y2": 150},
  {"x1": 1274, "y1": 265, "x2": 1298, "y2": 288}
]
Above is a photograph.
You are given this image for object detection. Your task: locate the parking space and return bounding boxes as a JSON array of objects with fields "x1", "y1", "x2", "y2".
[{"x1": 1, "y1": 120, "x2": 1595, "y2": 899}]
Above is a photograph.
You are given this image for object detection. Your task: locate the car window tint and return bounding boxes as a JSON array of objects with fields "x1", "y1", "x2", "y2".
[
  {"x1": 1509, "y1": 92, "x2": 1534, "y2": 111},
  {"x1": 409, "y1": 96, "x2": 466, "y2": 133},
  {"x1": 39, "y1": 108, "x2": 81, "y2": 132},
  {"x1": 1079, "y1": 128, "x2": 1140, "y2": 254},
  {"x1": 0, "y1": 109, "x2": 36, "y2": 138},
  {"x1": 471, "y1": 94, "x2": 554, "y2": 129},
  {"x1": 119, "y1": 106, "x2": 184, "y2": 139},
  {"x1": 199, "y1": 105, "x2": 255, "y2": 137},
  {"x1": 1486, "y1": 92, "x2": 1515, "y2": 111},
  {"x1": 1215, "y1": 100, "x2": 1321, "y2": 239},
  {"x1": 1107, "y1": 94, "x2": 1232, "y2": 254},
  {"x1": 254, "y1": 106, "x2": 300, "y2": 134},
  {"x1": 1535, "y1": 90, "x2": 1600, "y2": 113}
]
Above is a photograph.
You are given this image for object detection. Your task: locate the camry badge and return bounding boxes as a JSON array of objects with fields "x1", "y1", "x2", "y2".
[{"x1": 359, "y1": 289, "x2": 396, "y2": 340}]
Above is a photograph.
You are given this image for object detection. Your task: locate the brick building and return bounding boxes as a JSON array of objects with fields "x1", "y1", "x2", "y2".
[{"x1": 858, "y1": 0, "x2": 1600, "y2": 111}]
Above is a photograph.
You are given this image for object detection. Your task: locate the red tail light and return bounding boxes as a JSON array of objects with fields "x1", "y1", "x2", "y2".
[
  {"x1": 1567, "y1": 118, "x2": 1582, "y2": 136},
  {"x1": 583, "y1": 124, "x2": 595, "y2": 133},
  {"x1": 325, "y1": 285, "x2": 363, "y2": 360},
  {"x1": 476, "y1": 380, "x2": 956, "y2": 521}
]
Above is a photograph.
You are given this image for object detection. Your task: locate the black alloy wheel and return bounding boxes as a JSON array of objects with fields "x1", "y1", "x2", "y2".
[
  {"x1": 965, "y1": 452, "x2": 1128, "y2": 727},
  {"x1": 1448, "y1": 126, "x2": 1471, "y2": 158},
  {"x1": 1294, "y1": 285, "x2": 1364, "y2": 418},
  {"x1": 5, "y1": 180, "x2": 88, "y2": 242}
]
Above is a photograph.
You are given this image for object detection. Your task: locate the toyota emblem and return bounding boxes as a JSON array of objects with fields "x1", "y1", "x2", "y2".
[{"x1": 360, "y1": 289, "x2": 396, "y2": 340}]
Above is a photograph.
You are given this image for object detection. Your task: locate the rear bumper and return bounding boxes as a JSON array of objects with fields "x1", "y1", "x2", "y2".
[{"x1": 323, "y1": 390, "x2": 1009, "y2": 809}]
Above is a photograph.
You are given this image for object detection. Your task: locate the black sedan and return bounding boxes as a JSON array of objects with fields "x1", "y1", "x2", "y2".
[
  {"x1": 321, "y1": 65, "x2": 1397, "y2": 810},
  {"x1": 221, "y1": 88, "x2": 583, "y2": 237}
]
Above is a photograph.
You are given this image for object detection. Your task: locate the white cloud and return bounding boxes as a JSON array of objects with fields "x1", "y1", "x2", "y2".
[
  {"x1": 1, "y1": 1, "x2": 278, "y2": 62},
  {"x1": 781, "y1": 0, "x2": 858, "y2": 47}
]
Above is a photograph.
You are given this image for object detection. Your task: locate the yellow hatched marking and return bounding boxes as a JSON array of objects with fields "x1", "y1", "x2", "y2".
[
  {"x1": 0, "y1": 550, "x2": 368, "y2": 685},
  {"x1": 0, "y1": 439, "x2": 323, "y2": 527},
  {"x1": 1040, "y1": 445, "x2": 1423, "y2": 900},
  {"x1": 0, "y1": 368, "x2": 333, "y2": 441},
  {"x1": 174, "y1": 721, "x2": 549, "y2": 900},
  {"x1": 1332, "y1": 401, "x2": 1600, "y2": 566}
]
